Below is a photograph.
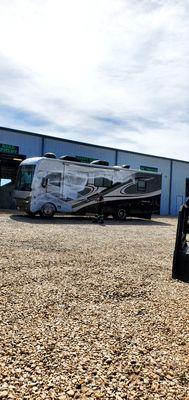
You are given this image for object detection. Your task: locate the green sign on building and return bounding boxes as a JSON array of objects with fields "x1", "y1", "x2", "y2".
[
  {"x1": 0, "y1": 143, "x2": 19, "y2": 155},
  {"x1": 140, "y1": 165, "x2": 158, "y2": 172}
]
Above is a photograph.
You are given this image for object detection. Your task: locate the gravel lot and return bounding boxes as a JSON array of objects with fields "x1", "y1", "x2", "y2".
[{"x1": 0, "y1": 213, "x2": 189, "y2": 399}]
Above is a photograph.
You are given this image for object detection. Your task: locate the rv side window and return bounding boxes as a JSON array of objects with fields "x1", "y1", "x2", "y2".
[
  {"x1": 47, "y1": 173, "x2": 61, "y2": 187},
  {"x1": 137, "y1": 180, "x2": 146, "y2": 191},
  {"x1": 94, "y1": 177, "x2": 112, "y2": 187}
]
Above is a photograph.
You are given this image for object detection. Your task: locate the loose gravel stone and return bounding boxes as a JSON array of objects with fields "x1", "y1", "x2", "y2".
[{"x1": 0, "y1": 213, "x2": 189, "y2": 399}]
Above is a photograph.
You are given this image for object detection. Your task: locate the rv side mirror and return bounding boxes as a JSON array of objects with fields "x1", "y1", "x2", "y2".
[{"x1": 41, "y1": 177, "x2": 48, "y2": 188}]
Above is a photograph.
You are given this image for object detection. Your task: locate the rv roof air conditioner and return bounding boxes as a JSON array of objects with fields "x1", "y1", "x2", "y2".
[
  {"x1": 90, "y1": 160, "x2": 109, "y2": 166},
  {"x1": 59, "y1": 155, "x2": 78, "y2": 162},
  {"x1": 122, "y1": 165, "x2": 130, "y2": 169},
  {"x1": 44, "y1": 152, "x2": 56, "y2": 159}
]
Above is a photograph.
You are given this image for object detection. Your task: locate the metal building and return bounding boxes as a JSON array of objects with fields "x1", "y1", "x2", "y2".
[{"x1": 0, "y1": 125, "x2": 188, "y2": 215}]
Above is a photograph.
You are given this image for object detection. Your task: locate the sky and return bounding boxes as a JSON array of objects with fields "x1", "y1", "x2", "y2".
[{"x1": 0, "y1": 0, "x2": 189, "y2": 161}]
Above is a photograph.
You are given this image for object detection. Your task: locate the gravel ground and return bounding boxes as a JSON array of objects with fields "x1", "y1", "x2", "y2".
[{"x1": 0, "y1": 213, "x2": 189, "y2": 400}]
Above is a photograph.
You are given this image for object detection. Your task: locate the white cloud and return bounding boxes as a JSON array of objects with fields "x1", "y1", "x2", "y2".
[{"x1": 0, "y1": 0, "x2": 189, "y2": 160}]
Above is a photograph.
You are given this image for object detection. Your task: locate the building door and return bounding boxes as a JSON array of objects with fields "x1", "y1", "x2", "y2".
[{"x1": 0, "y1": 153, "x2": 25, "y2": 209}]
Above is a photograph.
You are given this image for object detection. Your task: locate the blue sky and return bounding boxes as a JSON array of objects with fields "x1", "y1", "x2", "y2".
[{"x1": 0, "y1": 0, "x2": 189, "y2": 160}]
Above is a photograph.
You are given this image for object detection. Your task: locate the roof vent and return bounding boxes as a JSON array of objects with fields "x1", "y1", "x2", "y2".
[
  {"x1": 122, "y1": 164, "x2": 130, "y2": 169},
  {"x1": 90, "y1": 160, "x2": 109, "y2": 166},
  {"x1": 59, "y1": 155, "x2": 78, "y2": 161},
  {"x1": 44, "y1": 152, "x2": 56, "y2": 159}
]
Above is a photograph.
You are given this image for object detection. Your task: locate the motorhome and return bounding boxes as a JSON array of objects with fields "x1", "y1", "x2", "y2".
[{"x1": 14, "y1": 156, "x2": 162, "y2": 219}]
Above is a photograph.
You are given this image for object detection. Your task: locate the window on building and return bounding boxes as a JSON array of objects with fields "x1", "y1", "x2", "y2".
[
  {"x1": 137, "y1": 180, "x2": 146, "y2": 192},
  {"x1": 185, "y1": 178, "x2": 189, "y2": 197}
]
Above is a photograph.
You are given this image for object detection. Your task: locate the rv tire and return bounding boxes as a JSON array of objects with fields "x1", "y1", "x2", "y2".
[
  {"x1": 115, "y1": 207, "x2": 127, "y2": 220},
  {"x1": 143, "y1": 213, "x2": 152, "y2": 220},
  {"x1": 39, "y1": 203, "x2": 56, "y2": 218}
]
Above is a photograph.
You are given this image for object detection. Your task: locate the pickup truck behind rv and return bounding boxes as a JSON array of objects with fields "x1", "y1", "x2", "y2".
[{"x1": 14, "y1": 156, "x2": 162, "y2": 219}]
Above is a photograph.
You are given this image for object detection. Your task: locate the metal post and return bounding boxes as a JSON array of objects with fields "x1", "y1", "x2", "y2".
[
  {"x1": 115, "y1": 149, "x2": 118, "y2": 166},
  {"x1": 41, "y1": 136, "x2": 45, "y2": 157},
  {"x1": 168, "y1": 159, "x2": 173, "y2": 215}
]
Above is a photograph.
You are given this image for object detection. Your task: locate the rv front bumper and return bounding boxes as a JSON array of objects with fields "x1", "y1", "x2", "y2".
[{"x1": 15, "y1": 197, "x2": 31, "y2": 212}]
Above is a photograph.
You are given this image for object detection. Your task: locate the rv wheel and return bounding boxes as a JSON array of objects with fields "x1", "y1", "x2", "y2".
[
  {"x1": 39, "y1": 203, "x2": 56, "y2": 218},
  {"x1": 116, "y1": 208, "x2": 127, "y2": 220}
]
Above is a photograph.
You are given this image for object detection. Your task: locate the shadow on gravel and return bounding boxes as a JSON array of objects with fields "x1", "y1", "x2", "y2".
[{"x1": 9, "y1": 214, "x2": 172, "y2": 226}]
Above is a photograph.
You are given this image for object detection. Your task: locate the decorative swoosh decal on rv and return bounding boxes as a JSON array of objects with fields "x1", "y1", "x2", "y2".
[
  {"x1": 72, "y1": 190, "x2": 162, "y2": 211},
  {"x1": 71, "y1": 176, "x2": 160, "y2": 209}
]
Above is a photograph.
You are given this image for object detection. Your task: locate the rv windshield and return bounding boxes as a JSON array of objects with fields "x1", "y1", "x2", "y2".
[{"x1": 15, "y1": 165, "x2": 35, "y2": 191}]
